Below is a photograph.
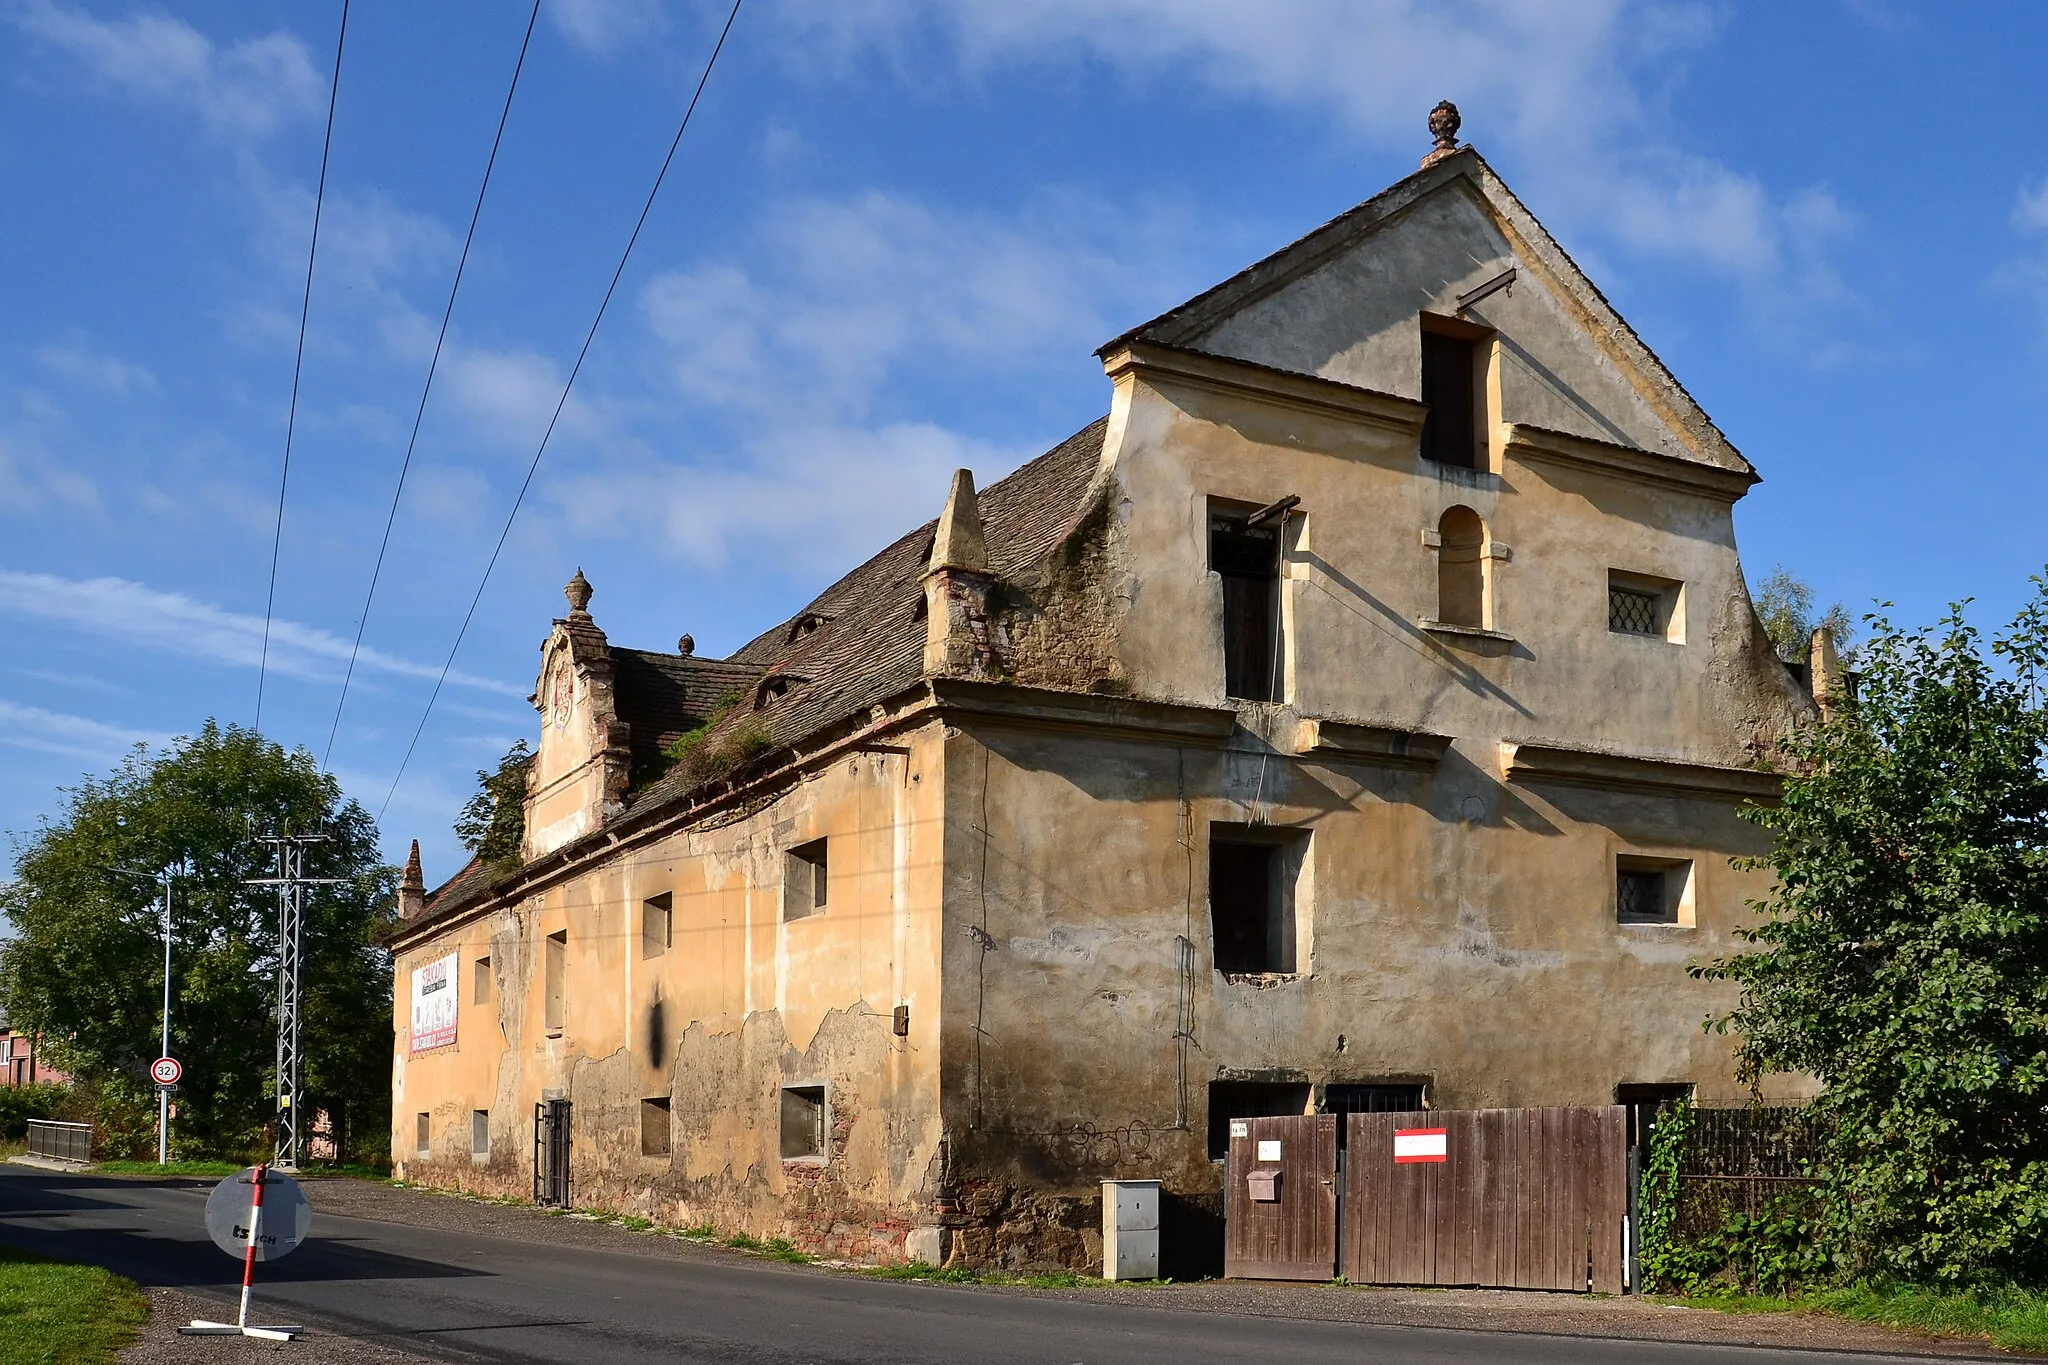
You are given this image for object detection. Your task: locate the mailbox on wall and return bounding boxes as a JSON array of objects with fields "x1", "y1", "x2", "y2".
[{"x1": 1247, "y1": 1169, "x2": 1280, "y2": 1202}]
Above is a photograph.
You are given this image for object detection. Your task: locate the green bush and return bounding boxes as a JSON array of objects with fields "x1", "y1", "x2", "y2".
[{"x1": 0, "y1": 1083, "x2": 66, "y2": 1140}]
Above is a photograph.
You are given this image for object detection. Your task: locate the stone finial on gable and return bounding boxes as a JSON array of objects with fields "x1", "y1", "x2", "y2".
[
  {"x1": 398, "y1": 840, "x2": 425, "y2": 921},
  {"x1": 1809, "y1": 624, "x2": 1844, "y2": 718},
  {"x1": 922, "y1": 469, "x2": 1003, "y2": 679},
  {"x1": 565, "y1": 567, "x2": 594, "y2": 616},
  {"x1": 929, "y1": 469, "x2": 988, "y2": 573},
  {"x1": 1422, "y1": 100, "x2": 1463, "y2": 168}
]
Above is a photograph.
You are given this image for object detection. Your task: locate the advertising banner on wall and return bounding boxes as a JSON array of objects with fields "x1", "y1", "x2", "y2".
[{"x1": 410, "y1": 952, "x2": 459, "y2": 1054}]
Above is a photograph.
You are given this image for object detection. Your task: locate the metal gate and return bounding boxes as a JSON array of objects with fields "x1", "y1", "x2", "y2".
[
  {"x1": 1224, "y1": 1107, "x2": 1630, "y2": 1291},
  {"x1": 533, "y1": 1099, "x2": 571, "y2": 1207},
  {"x1": 1223, "y1": 1114, "x2": 1337, "y2": 1280}
]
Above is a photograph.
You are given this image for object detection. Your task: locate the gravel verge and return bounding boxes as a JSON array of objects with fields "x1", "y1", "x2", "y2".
[{"x1": 121, "y1": 1286, "x2": 425, "y2": 1364}]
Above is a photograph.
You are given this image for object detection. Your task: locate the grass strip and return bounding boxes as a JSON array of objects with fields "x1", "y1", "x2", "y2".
[
  {"x1": 0, "y1": 1246, "x2": 148, "y2": 1365},
  {"x1": 93, "y1": 1160, "x2": 242, "y2": 1177},
  {"x1": 1659, "y1": 1284, "x2": 2048, "y2": 1353}
]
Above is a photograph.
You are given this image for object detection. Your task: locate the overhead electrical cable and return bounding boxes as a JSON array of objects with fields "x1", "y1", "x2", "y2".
[
  {"x1": 322, "y1": 0, "x2": 544, "y2": 772},
  {"x1": 255, "y1": 0, "x2": 351, "y2": 733},
  {"x1": 379, "y1": 0, "x2": 746, "y2": 820}
]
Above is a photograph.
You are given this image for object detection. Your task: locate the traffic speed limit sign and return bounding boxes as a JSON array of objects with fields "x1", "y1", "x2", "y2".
[{"x1": 150, "y1": 1056, "x2": 182, "y2": 1086}]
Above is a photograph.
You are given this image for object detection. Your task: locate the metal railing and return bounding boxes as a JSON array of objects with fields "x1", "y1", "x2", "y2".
[{"x1": 26, "y1": 1119, "x2": 92, "y2": 1164}]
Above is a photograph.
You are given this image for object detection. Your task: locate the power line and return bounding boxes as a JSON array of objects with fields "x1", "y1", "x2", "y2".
[
  {"x1": 379, "y1": 0, "x2": 747, "y2": 821},
  {"x1": 322, "y1": 0, "x2": 544, "y2": 772},
  {"x1": 256, "y1": 0, "x2": 351, "y2": 735}
]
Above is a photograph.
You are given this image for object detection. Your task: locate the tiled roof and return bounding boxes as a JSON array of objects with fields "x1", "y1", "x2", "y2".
[
  {"x1": 610, "y1": 650, "x2": 759, "y2": 784},
  {"x1": 623, "y1": 416, "x2": 1109, "y2": 816}
]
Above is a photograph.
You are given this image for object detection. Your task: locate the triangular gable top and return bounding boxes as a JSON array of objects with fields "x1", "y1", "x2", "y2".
[{"x1": 1099, "y1": 148, "x2": 1751, "y2": 477}]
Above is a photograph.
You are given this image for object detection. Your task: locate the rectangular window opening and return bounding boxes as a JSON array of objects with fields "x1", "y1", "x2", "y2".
[
  {"x1": 1208, "y1": 825, "x2": 1304, "y2": 974},
  {"x1": 641, "y1": 892, "x2": 673, "y2": 959},
  {"x1": 1608, "y1": 571, "x2": 1683, "y2": 642},
  {"x1": 1208, "y1": 505, "x2": 1281, "y2": 702},
  {"x1": 780, "y1": 1084, "x2": 826, "y2": 1160},
  {"x1": 473, "y1": 955, "x2": 492, "y2": 1006},
  {"x1": 470, "y1": 1109, "x2": 489, "y2": 1159},
  {"x1": 1206, "y1": 1081, "x2": 1312, "y2": 1160},
  {"x1": 1323, "y1": 1082, "x2": 1426, "y2": 1116},
  {"x1": 640, "y1": 1096, "x2": 672, "y2": 1157},
  {"x1": 544, "y1": 930, "x2": 567, "y2": 1033},
  {"x1": 415, "y1": 1112, "x2": 430, "y2": 1158},
  {"x1": 1420, "y1": 321, "x2": 1488, "y2": 470},
  {"x1": 1617, "y1": 857, "x2": 1692, "y2": 925},
  {"x1": 784, "y1": 841, "x2": 828, "y2": 920}
]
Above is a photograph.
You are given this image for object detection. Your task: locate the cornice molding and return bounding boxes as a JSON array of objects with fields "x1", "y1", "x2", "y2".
[
  {"x1": 929, "y1": 677, "x2": 1239, "y2": 746},
  {"x1": 1102, "y1": 341, "x2": 1426, "y2": 436},
  {"x1": 1503, "y1": 423, "x2": 1758, "y2": 503},
  {"x1": 1297, "y1": 718, "x2": 1452, "y2": 770},
  {"x1": 1501, "y1": 740, "x2": 1782, "y2": 803}
]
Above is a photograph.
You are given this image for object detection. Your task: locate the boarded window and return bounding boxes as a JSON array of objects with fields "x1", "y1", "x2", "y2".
[
  {"x1": 640, "y1": 1097, "x2": 672, "y2": 1157},
  {"x1": 1420, "y1": 328, "x2": 1482, "y2": 468},
  {"x1": 415, "y1": 1112, "x2": 430, "y2": 1157},
  {"x1": 1617, "y1": 858, "x2": 1690, "y2": 924},
  {"x1": 544, "y1": 931, "x2": 567, "y2": 1032},
  {"x1": 1209, "y1": 508, "x2": 1281, "y2": 702},
  {"x1": 780, "y1": 1085, "x2": 826, "y2": 1160},
  {"x1": 1436, "y1": 506, "x2": 1486, "y2": 629},
  {"x1": 784, "y1": 840, "x2": 827, "y2": 920},
  {"x1": 641, "y1": 892, "x2": 672, "y2": 959},
  {"x1": 473, "y1": 956, "x2": 492, "y2": 1006},
  {"x1": 1209, "y1": 826, "x2": 1304, "y2": 974},
  {"x1": 1206, "y1": 1081, "x2": 1312, "y2": 1160},
  {"x1": 470, "y1": 1110, "x2": 489, "y2": 1158}
]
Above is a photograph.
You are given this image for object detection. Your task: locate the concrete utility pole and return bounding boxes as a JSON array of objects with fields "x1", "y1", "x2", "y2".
[{"x1": 246, "y1": 830, "x2": 345, "y2": 1170}]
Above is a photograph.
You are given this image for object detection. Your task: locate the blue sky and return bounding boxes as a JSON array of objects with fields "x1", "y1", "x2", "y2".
[{"x1": 3, "y1": 0, "x2": 2045, "y2": 886}]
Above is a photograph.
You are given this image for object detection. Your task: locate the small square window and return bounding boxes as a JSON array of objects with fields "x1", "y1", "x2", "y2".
[
  {"x1": 640, "y1": 1097, "x2": 672, "y2": 1157},
  {"x1": 1609, "y1": 586, "x2": 1660, "y2": 635},
  {"x1": 470, "y1": 1109, "x2": 489, "y2": 1159},
  {"x1": 780, "y1": 1085, "x2": 826, "y2": 1160},
  {"x1": 473, "y1": 956, "x2": 492, "y2": 1006},
  {"x1": 784, "y1": 841, "x2": 828, "y2": 920},
  {"x1": 1608, "y1": 571, "x2": 1683, "y2": 642},
  {"x1": 415, "y1": 1112, "x2": 430, "y2": 1158},
  {"x1": 641, "y1": 892, "x2": 672, "y2": 959},
  {"x1": 1617, "y1": 857, "x2": 1692, "y2": 925}
]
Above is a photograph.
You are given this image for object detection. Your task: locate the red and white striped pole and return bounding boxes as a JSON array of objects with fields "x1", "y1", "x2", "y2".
[{"x1": 236, "y1": 1164, "x2": 268, "y2": 1329}]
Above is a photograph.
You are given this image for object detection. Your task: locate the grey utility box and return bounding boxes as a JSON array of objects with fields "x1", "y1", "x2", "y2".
[{"x1": 1101, "y1": 1179, "x2": 1160, "y2": 1281}]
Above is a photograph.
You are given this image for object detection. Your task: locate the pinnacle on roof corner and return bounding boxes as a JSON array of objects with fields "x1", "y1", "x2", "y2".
[
  {"x1": 928, "y1": 468, "x2": 988, "y2": 575},
  {"x1": 402, "y1": 839, "x2": 423, "y2": 892},
  {"x1": 1421, "y1": 100, "x2": 1463, "y2": 168},
  {"x1": 565, "y1": 567, "x2": 593, "y2": 616}
]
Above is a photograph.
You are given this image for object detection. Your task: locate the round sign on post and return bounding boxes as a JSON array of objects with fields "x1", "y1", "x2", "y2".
[
  {"x1": 149, "y1": 1056, "x2": 181, "y2": 1087},
  {"x1": 204, "y1": 1168, "x2": 312, "y2": 1262}
]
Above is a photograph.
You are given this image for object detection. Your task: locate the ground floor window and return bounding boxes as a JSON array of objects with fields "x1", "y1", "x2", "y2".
[
  {"x1": 1206, "y1": 1080, "x2": 1311, "y2": 1159},
  {"x1": 780, "y1": 1085, "x2": 826, "y2": 1160},
  {"x1": 641, "y1": 1097, "x2": 672, "y2": 1157},
  {"x1": 471, "y1": 1110, "x2": 489, "y2": 1159},
  {"x1": 415, "y1": 1112, "x2": 430, "y2": 1157}
]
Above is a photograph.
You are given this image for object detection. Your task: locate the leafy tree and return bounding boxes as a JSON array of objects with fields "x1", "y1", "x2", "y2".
[
  {"x1": 455, "y1": 739, "x2": 529, "y2": 868},
  {"x1": 1701, "y1": 579, "x2": 2048, "y2": 1283},
  {"x1": 1754, "y1": 564, "x2": 1857, "y2": 662},
  {"x1": 0, "y1": 722, "x2": 395, "y2": 1162}
]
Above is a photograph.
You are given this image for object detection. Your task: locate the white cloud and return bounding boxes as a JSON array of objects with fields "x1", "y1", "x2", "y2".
[
  {"x1": 2015, "y1": 179, "x2": 2048, "y2": 235},
  {"x1": 0, "y1": 699, "x2": 174, "y2": 760},
  {"x1": 0, "y1": 570, "x2": 524, "y2": 696},
  {"x1": 549, "y1": 0, "x2": 667, "y2": 56},
  {"x1": 11, "y1": 666, "x2": 123, "y2": 694},
  {"x1": 0, "y1": 435, "x2": 100, "y2": 517},
  {"x1": 12, "y1": 0, "x2": 321, "y2": 138},
  {"x1": 36, "y1": 340, "x2": 158, "y2": 396}
]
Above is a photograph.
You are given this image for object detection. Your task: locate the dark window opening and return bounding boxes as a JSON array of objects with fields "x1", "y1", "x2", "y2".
[
  {"x1": 1206, "y1": 1081, "x2": 1312, "y2": 1160},
  {"x1": 780, "y1": 1085, "x2": 826, "y2": 1159},
  {"x1": 1324, "y1": 1083, "x2": 1426, "y2": 1116},
  {"x1": 471, "y1": 1109, "x2": 489, "y2": 1158},
  {"x1": 641, "y1": 1097, "x2": 672, "y2": 1157},
  {"x1": 641, "y1": 892, "x2": 672, "y2": 959},
  {"x1": 1435, "y1": 506, "x2": 1486, "y2": 628},
  {"x1": 415, "y1": 1112, "x2": 430, "y2": 1157},
  {"x1": 785, "y1": 840, "x2": 828, "y2": 920},
  {"x1": 473, "y1": 955, "x2": 492, "y2": 1006},
  {"x1": 1609, "y1": 585, "x2": 1662, "y2": 635},
  {"x1": 1421, "y1": 328, "x2": 1482, "y2": 469},
  {"x1": 544, "y1": 931, "x2": 567, "y2": 1033},
  {"x1": 1617, "y1": 859, "x2": 1688, "y2": 925},
  {"x1": 1209, "y1": 827, "x2": 1299, "y2": 974},
  {"x1": 1209, "y1": 510, "x2": 1280, "y2": 702},
  {"x1": 1617, "y1": 1082, "x2": 1695, "y2": 1149}
]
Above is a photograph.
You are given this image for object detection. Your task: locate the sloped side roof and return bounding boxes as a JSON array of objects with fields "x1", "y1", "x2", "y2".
[
  {"x1": 1100, "y1": 148, "x2": 1750, "y2": 477},
  {"x1": 610, "y1": 649, "x2": 759, "y2": 779},
  {"x1": 620, "y1": 417, "x2": 1110, "y2": 817}
]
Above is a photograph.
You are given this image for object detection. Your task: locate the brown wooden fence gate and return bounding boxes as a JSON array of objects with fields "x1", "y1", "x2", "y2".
[{"x1": 1226, "y1": 1107, "x2": 1629, "y2": 1292}]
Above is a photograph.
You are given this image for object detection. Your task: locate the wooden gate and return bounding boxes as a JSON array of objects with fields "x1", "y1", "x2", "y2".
[
  {"x1": 1223, "y1": 1114, "x2": 1337, "y2": 1280},
  {"x1": 533, "y1": 1099, "x2": 572, "y2": 1207},
  {"x1": 1342, "y1": 1107, "x2": 1628, "y2": 1292}
]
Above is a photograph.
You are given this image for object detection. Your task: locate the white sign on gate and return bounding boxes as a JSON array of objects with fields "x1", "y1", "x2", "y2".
[{"x1": 409, "y1": 952, "x2": 459, "y2": 1054}]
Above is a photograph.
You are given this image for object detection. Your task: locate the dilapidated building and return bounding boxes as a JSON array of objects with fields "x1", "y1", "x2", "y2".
[{"x1": 389, "y1": 109, "x2": 1823, "y2": 1272}]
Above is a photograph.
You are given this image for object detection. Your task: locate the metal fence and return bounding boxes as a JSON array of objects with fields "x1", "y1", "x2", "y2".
[
  {"x1": 26, "y1": 1119, "x2": 92, "y2": 1164},
  {"x1": 1673, "y1": 1106, "x2": 1823, "y2": 1240}
]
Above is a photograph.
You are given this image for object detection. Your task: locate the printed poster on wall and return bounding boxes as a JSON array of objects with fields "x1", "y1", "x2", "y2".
[{"x1": 410, "y1": 952, "x2": 459, "y2": 1054}]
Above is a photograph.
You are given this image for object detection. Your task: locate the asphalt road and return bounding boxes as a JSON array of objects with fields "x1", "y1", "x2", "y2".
[{"x1": 0, "y1": 1168, "x2": 1958, "y2": 1365}]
